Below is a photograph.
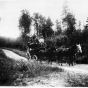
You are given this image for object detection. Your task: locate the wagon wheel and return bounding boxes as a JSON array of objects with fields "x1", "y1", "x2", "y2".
[{"x1": 31, "y1": 55, "x2": 38, "y2": 61}]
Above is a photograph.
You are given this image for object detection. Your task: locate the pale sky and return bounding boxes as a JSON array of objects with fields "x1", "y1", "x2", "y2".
[{"x1": 0, "y1": 0, "x2": 88, "y2": 39}]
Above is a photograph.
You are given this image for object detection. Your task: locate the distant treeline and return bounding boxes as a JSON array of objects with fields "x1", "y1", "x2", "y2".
[{"x1": 0, "y1": 36, "x2": 26, "y2": 50}]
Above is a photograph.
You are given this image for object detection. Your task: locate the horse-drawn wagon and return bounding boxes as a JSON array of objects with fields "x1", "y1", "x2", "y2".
[
  {"x1": 26, "y1": 40, "x2": 82, "y2": 66},
  {"x1": 26, "y1": 39, "x2": 57, "y2": 62}
]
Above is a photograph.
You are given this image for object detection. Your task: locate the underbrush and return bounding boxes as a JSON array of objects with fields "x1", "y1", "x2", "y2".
[
  {"x1": 13, "y1": 60, "x2": 64, "y2": 86},
  {"x1": 0, "y1": 56, "x2": 29, "y2": 86},
  {"x1": 66, "y1": 72, "x2": 88, "y2": 87}
]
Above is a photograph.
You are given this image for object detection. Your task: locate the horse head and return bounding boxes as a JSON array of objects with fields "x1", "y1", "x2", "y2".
[{"x1": 76, "y1": 43, "x2": 82, "y2": 53}]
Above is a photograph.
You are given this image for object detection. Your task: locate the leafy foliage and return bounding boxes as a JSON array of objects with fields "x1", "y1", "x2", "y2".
[
  {"x1": 19, "y1": 10, "x2": 32, "y2": 34},
  {"x1": 62, "y1": 12, "x2": 76, "y2": 46},
  {"x1": 33, "y1": 13, "x2": 54, "y2": 39},
  {"x1": 55, "y1": 20, "x2": 62, "y2": 35},
  {"x1": 19, "y1": 10, "x2": 32, "y2": 46}
]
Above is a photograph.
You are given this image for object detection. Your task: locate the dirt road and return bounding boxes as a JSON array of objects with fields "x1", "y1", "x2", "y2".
[
  {"x1": 26, "y1": 63, "x2": 88, "y2": 87},
  {"x1": 2, "y1": 49, "x2": 28, "y2": 62},
  {"x1": 54, "y1": 63, "x2": 88, "y2": 74}
]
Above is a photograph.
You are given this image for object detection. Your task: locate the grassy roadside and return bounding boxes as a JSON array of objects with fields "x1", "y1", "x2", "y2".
[
  {"x1": 0, "y1": 48, "x2": 64, "y2": 86},
  {"x1": 1, "y1": 48, "x2": 88, "y2": 87},
  {"x1": 65, "y1": 71, "x2": 88, "y2": 87}
]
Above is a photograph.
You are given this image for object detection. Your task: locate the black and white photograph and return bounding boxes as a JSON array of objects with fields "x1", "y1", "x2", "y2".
[{"x1": 0, "y1": 0, "x2": 88, "y2": 87}]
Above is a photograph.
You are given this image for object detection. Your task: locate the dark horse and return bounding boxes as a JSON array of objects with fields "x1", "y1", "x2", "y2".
[
  {"x1": 37, "y1": 46, "x2": 56, "y2": 63},
  {"x1": 56, "y1": 44, "x2": 82, "y2": 66}
]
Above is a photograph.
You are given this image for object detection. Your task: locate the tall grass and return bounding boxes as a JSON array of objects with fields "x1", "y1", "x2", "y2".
[
  {"x1": 12, "y1": 58, "x2": 64, "y2": 86},
  {"x1": 66, "y1": 72, "x2": 88, "y2": 87}
]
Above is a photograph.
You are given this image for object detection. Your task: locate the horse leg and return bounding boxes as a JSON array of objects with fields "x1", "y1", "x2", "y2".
[
  {"x1": 73, "y1": 57, "x2": 76, "y2": 65},
  {"x1": 68, "y1": 61, "x2": 70, "y2": 66},
  {"x1": 68, "y1": 58, "x2": 70, "y2": 66},
  {"x1": 56, "y1": 59, "x2": 59, "y2": 64},
  {"x1": 68, "y1": 57, "x2": 73, "y2": 66},
  {"x1": 71, "y1": 57, "x2": 75, "y2": 66},
  {"x1": 39, "y1": 58, "x2": 42, "y2": 63},
  {"x1": 38, "y1": 57, "x2": 42, "y2": 63},
  {"x1": 48, "y1": 58, "x2": 52, "y2": 64},
  {"x1": 60, "y1": 57, "x2": 62, "y2": 66},
  {"x1": 61, "y1": 62, "x2": 62, "y2": 66},
  {"x1": 49, "y1": 61, "x2": 52, "y2": 64},
  {"x1": 71, "y1": 60, "x2": 73, "y2": 66},
  {"x1": 71, "y1": 62, "x2": 73, "y2": 66}
]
